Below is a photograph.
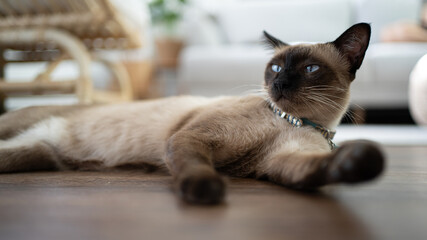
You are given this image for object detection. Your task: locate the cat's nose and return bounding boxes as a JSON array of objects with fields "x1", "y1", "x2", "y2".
[
  {"x1": 274, "y1": 78, "x2": 292, "y2": 89},
  {"x1": 282, "y1": 78, "x2": 292, "y2": 88}
]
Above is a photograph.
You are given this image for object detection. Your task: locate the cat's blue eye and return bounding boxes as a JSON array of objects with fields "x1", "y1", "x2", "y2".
[
  {"x1": 271, "y1": 64, "x2": 282, "y2": 73},
  {"x1": 305, "y1": 65, "x2": 320, "y2": 73}
]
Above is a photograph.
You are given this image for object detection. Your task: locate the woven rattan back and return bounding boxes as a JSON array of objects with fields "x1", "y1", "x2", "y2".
[{"x1": 0, "y1": 0, "x2": 141, "y2": 49}]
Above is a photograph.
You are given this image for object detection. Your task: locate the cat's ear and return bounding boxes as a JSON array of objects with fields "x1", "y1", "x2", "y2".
[
  {"x1": 333, "y1": 23, "x2": 371, "y2": 75},
  {"x1": 263, "y1": 31, "x2": 288, "y2": 49}
]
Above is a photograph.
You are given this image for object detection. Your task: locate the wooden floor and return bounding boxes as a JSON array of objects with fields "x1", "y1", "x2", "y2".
[{"x1": 0, "y1": 146, "x2": 426, "y2": 240}]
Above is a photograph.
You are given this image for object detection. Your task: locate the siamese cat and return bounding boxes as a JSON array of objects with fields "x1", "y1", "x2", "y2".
[{"x1": 0, "y1": 23, "x2": 384, "y2": 204}]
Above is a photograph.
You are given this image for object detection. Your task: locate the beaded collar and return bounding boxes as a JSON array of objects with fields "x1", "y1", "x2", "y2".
[{"x1": 269, "y1": 103, "x2": 337, "y2": 149}]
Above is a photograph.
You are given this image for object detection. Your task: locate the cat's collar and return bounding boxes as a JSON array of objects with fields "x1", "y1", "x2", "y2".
[{"x1": 269, "y1": 103, "x2": 337, "y2": 149}]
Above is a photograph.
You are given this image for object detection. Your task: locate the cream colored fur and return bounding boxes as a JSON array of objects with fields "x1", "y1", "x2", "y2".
[
  {"x1": 0, "y1": 95, "x2": 332, "y2": 171},
  {"x1": 58, "y1": 96, "x2": 228, "y2": 168},
  {"x1": 0, "y1": 117, "x2": 67, "y2": 150}
]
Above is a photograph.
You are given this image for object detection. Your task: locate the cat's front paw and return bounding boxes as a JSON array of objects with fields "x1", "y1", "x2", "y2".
[
  {"x1": 328, "y1": 140, "x2": 385, "y2": 184},
  {"x1": 177, "y1": 173, "x2": 226, "y2": 205}
]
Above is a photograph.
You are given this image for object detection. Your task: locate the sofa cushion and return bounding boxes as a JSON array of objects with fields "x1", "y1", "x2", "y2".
[
  {"x1": 365, "y1": 43, "x2": 427, "y2": 83},
  {"x1": 216, "y1": 0, "x2": 352, "y2": 44},
  {"x1": 350, "y1": 42, "x2": 427, "y2": 107},
  {"x1": 178, "y1": 41, "x2": 427, "y2": 108},
  {"x1": 178, "y1": 44, "x2": 271, "y2": 96}
]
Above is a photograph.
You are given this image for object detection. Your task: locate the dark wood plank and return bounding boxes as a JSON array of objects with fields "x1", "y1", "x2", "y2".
[{"x1": 0, "y1": 146, "x2": 426, "y2": 240}]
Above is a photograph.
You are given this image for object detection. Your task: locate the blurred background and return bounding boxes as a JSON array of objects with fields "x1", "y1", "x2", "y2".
[{"x1": 0, "y1": 0, "x2": 426, "y2": 127}]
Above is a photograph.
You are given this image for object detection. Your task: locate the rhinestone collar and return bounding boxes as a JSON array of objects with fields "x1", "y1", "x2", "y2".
[{"x1": 270, "y1": 103, "x2": 337, "y2": 149}]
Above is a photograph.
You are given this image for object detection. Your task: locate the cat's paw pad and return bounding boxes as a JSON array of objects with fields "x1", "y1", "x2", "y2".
[
  {"x1": 328, "y1": 140, "x2": 385, "y2": 183},
  {"x1": 178, "y1": 174, "x2": 226, "y2": 205}
]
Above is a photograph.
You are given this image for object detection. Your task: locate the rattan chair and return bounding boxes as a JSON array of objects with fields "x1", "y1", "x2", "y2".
[{"x1": 0, "y1": 0, "x2": 143, "y2": 107}]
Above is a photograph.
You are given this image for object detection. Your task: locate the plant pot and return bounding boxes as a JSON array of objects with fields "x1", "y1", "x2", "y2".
[{"x1": 155, "y1": 38, "x2": 184, "y2": 68}]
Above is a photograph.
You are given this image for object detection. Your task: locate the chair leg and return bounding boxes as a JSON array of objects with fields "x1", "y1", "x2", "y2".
[
  {"x1": 101, "y1": 59, "x2": 134, "y2": 101},
  {"x1": 92, "y1": 57, "x2": 134, "y2": 102},
  {"x1": 0, "y1": 48, "x2": 6, "y2": 114},
  {"x1": 0, "y1": 29, "x2": 93, "y2": 104},
  {"x1": 0, "y1": 92, "x2": 6, "y2": 115}
]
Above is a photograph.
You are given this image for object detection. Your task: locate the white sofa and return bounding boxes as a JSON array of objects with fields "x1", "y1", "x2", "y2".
[{"x1": 178, "y1": 0, "x2": 427, "y2": 109}]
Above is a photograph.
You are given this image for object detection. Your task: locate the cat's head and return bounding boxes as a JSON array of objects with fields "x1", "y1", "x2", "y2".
[{"x1": 263, "y1": 23, "x2": 371, "y2": 128}]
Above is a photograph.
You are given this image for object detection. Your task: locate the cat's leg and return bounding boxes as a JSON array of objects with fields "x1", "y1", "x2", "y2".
[
  {"x1": 260, "y1": 140, "x2": 385, "y2": 189},
  {"x1": 0, "y1": 117, "x2": 67, "y2": 173},
  {"x1": 0, "y1": 106, "x2": 56, "y2": 140},
  {"x1": 166, "y1": 133, "x2": 225, "y2": 204},
  {"x1": 0, "y1": 105, "x2": 86, "y2": 140},
  {"x1": 0, "y1": 142, "x2": 59, "y2": 173}
]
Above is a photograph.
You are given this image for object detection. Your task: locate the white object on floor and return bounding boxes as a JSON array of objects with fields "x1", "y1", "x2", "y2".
[
  {"x1": 409, "y1": 54, "x2": 427, "y2": 125},
  {"x1": 335, "y1": 125, "x2": 427, "y2": 146}
]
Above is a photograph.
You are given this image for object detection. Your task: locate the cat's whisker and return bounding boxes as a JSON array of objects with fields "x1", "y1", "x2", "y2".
[
  {"x1": 305, "y1": 92, "x2": 347, "y2": 110},
  {"x1": 341, "y1": 110, "x2": 357, "y2": 125},
  {"x1": 305, "y1": 97, "x2": 341, "y2": 116},
  {"x1": 350, "y1": 104, "x2": 366, "y2": 124},
  {"x1": 303, "y1": 91, "x2": 342, "y2": 105},
  {"x1": 241, "y1": 89, "x2": 269, "y2": 97},
  {"x1": 343, "y1": 106, "x2": 366, "y2": 125},
  {"x1": 303, "y1": 99, "x2": 333, "y2": 125},
  {"x1": 304, "y1": 87, "x2": 346, "y2": 92},
  {"x1": 305, "y1": 95, "x2": 347, "y2": 116},
  {"x1": 230, "y1": 84, "x2": 265, "y2": 89},
  {"x1": 303, "y1": 85, "x2": 346, "y2": 92},
  {"x1": 227, "y1": 85, "x2": 266, "y2": 96},
  {"x1": 301, "y1": 97, "x2": 327, "y2": 120},
  {"x1": 306, "y1": 91, "x2": 348, "y2": 101},
  {"x1": 350, "y1": 103, "x2": 365, "y2": 112}
]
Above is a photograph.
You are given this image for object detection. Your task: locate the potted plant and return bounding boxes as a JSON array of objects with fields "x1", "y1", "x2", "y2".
[{"x1": 149, "y1": 0, "x2": 187, "y2": 68}]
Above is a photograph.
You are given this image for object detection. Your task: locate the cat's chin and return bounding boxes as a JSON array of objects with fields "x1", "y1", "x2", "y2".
[
  {"x1": 268, "y1": 90, "x2": 306, "y2": 117},
  {"x1": 272, "y1": 95, "x2": 291, "y2": 106},
  {"x1": 271, "y1": 99, "x2": 301, "y2": 117},
  {"x1": 271, "y1": 94, "x2": 289, "y2": 105},
  {"x1": 270, "y1": 90, "x2": 296, "y2": 104}
]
